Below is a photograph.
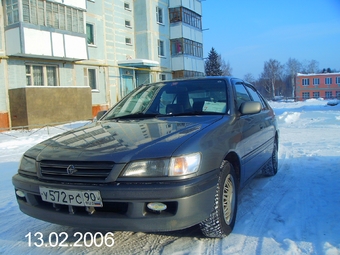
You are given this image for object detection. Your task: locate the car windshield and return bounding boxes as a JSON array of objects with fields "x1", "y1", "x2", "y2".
[{"x1": 103, "y1": 79, "x2": 228, "y2": 119}]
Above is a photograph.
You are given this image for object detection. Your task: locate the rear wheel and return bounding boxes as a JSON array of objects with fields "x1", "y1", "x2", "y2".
[
  {"x1": 262, "y1": 140, "x2": 278, "y2": 176},
  {"x1": 199, "y1": 162, "x2": 238, "y2": 238}
]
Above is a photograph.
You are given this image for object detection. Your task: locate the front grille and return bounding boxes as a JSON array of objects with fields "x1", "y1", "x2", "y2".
[{"x1": 39, "y1": 161, "x2": 114, "y2": 182}]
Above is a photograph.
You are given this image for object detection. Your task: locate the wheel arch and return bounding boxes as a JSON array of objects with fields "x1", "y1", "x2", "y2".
[{"x1": 223, "y1": 151, "x2": 241, "y2": 190}]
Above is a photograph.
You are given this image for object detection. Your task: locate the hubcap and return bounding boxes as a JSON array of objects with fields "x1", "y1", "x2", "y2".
[{"x1": 223, "y1": 174, "x2": 235, "y2": 225}]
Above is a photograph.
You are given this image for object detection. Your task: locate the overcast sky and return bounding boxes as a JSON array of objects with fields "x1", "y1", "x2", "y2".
[{"x1": 201, "y1": 0, "x2": 340, "y2": 79}]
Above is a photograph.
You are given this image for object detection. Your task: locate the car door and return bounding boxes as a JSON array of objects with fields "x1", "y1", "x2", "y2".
[
  {"x1": 233, "y1": 81, "x2": 268, "y2": 181},
  {"x1": 244, "y1": 83, "x2": 276, "y2": 165}
]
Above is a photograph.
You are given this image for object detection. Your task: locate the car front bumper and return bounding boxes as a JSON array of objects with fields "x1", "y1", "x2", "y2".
[{"x1": 12, "y1": 169, "x2": 219, "y2": 232}]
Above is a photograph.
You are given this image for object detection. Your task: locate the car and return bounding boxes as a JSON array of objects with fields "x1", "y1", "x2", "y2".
[{"x1": 12, "y1": 76, "x2": 279, "y2": 238}]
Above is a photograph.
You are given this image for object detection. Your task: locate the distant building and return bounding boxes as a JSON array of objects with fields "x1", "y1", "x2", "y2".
[
  {"x1": 0, "y1": 0, "x2": 204, "y2": 130},
  {"x1": 295, "y1": 73, "x2": 340, "y2": 101}
]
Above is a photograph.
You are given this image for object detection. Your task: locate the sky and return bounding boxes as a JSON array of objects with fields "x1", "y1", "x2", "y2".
[{"x1": 201, "y1": 0, "x2": 340, "y2": 79}]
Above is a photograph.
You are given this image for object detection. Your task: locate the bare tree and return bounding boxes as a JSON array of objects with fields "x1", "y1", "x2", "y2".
[
  {"x1": 301, "y1": 59, "x2": 319, "y2": 73},
  {"x1": 260, "y1": 59, "x2": 284, "y2": 98},
  {"x1": 243, "y1": 73, "x2": 255, "y2": 83},
  {"x1": 285, "y1": 58, "x2": 302, "y2": 98},
  {"x1": 218, "y1": 55, "x2": 233, "y2": 76}
]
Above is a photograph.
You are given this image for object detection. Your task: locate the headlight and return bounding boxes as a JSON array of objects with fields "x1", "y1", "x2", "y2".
[
  {"x1": 169, "y1": 153, "x2": 201, "y2": 176},
  {"x1": 122, "y1": 159, "x2": 170, "y2": 177},
  {"x1": 121, "y1": 152, "x2": 201, "y2": 177},
  {"x1": 19, "y1": 156, "x2": 37, "y2": 174}
]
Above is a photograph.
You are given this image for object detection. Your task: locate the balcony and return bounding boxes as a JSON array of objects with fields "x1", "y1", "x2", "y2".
[{"x1": 4, "y1": 0, "x2": 88, "y2": 61}]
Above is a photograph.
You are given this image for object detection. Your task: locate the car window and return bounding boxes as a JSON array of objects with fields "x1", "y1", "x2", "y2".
[
  {"x1": 245, "y1": 85, "x2": 267, "y2": 110},
  {"x1": 104, "y1": 79, "x2": 229, "y2": 119},
  {"x1": 234, "y1": 84, "x2": 251, "y2": 110}
]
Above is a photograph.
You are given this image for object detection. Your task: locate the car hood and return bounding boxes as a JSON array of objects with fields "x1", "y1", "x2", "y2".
[{"x1": 25, "y1": 116, "x2": 222, "y2": 163}]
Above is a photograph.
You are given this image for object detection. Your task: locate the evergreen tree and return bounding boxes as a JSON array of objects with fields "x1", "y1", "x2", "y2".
[{"x1": 205, "y1": 47, "x2": 223, "y2": 76}]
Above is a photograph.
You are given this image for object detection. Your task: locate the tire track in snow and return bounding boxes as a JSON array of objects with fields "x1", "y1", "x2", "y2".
[{"x1": 233, "y1": 143, "x2": 296, "y2": 254}]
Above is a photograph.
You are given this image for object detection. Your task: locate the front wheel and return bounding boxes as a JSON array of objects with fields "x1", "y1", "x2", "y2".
[
  {"x1": 199, "y1": 162, "x2": 238, "y2": 238},
  {"x1": 262, "y1": 140, "x2": 278, "y2": 176}
]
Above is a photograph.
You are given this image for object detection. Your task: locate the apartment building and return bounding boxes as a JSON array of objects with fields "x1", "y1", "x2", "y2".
[
  {"x1": 296, "y1": 72, "x2": 340, "y2": 101},
  {"x1": 0, "y1": 0, "x2": 204, "y2": 130}
]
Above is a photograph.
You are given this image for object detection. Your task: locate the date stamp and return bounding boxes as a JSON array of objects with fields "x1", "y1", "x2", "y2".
[{"x1": 25, "y1": 232, "x2": 114, "y2": 247}]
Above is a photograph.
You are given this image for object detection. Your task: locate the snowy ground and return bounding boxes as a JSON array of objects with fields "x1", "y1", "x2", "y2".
[{"x1": 1, "y1": 99, "x2": 340, "y2": 255}]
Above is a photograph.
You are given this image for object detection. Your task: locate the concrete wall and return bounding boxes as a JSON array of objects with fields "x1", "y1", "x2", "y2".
[{"x1": 9, "y1": 87, "x2": 92, "y2": 128}]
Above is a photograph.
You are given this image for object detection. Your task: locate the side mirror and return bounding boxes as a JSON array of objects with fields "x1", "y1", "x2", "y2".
[{"x1": 239, "y1": 101, "x2": 261, "y2": 115}]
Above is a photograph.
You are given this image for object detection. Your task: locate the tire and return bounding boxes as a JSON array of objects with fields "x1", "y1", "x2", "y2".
[
  {"x1": 199, "y1": 162, "x2": 238, "y2": 238},
  {"x1": 262, "y1": 140, "x2": 278, "y2": 176}
]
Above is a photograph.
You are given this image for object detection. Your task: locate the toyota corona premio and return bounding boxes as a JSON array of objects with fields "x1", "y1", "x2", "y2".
[{"x1": 12, "y1": 76, "x2": 279, "y2": 238}]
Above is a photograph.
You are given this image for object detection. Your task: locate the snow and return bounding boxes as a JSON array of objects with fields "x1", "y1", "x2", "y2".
[{"x1": 1, "y1": 100, "x2": 340, "y2": 255}]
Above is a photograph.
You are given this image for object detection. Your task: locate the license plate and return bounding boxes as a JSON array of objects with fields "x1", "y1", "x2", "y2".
[{"x1": 39, "y1": 187, "x2": 103, "y2": 207}]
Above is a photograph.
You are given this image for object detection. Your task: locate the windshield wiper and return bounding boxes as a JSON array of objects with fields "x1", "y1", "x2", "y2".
[
  {"x1": 165, "y1": 111, "x2": 223, "y2": 116},
  {"x1": 108, "y1": 112, "x2": 165, "y2": 120}
]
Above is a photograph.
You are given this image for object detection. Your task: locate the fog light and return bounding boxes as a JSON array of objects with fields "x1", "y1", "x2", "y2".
[
  {"x1": 16, "y1": 190, "x2": 25, "y2": 198},
  {"x1": 147, "y1": 202, "x2": 167, "y2": 212}
]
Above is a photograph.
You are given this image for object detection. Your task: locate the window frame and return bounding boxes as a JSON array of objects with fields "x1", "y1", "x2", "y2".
[
  {"x1": 302, "y1": 92, "x2": 310, "y2": 99},
  {"x1": 302, "y1": 78, "x2": 310, "y2": 86},
  {"x1": 87, "y1": 68, "x2": 98, "y2": 91},
  {"x1": 125, "y1": 20, "x2": 132, "y2": 28},
  {"x1": 159, "y1": 74, "x2": 166, "y2": 81},
  {"x1": 158, "y1": 40, "x2": 165, "y2": 57},
  {"x1": 336, "y1": 91, "x2": 340, "y2": 98},
  {"x1": 336, "y1": 77, "x2": 340, "y2": 84},
  {"x1": 156, "y1": 6, "x2": 164, "y2": 24},
  {"x1": 313, "y1": 78, "x2": 320, "y2": 85},
  {"x1": 313, "y1": 92, "x2": 320, "y2": 98},
  {"x1": 25, "y1": 64, "x2": 59, "y2": 87},
  {"x1": 124, "y1": 2, "x2": 131, "y2": 11},
  {"x1": 19, "y1": 0, "x2": 85, "y2": 33},
  {"x1": 325, "y1": 91, "x2": 332, "y2": 98},
  {"x1": 86, "y1": 23, "x2": 95, "y2": 45},
  {"x1": 6, "y1": 0, "x2": 19, "y2": 25},
  {"x1": 325, "y1": 77, "x2": 332, "y2": 85},
  {"x1": 125, "y1": 37, "x2": 132, "y2": 45}
]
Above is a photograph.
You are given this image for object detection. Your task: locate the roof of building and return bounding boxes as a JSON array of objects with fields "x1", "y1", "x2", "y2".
[{"x1": 297, "y1": 72, "x2": 340, "y2": 77}]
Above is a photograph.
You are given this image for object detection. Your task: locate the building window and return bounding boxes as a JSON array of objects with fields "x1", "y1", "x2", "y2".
[
  {"x1": 313, "y1": 92, "x2": 320, "y2": 98},
  {"x1": 172, "y1": 70, "x2": 204, "y2": 79},
  {"x1": 5, "y1": 0, "x2": 19, "y2": 25},
  {"x1": 313, "y1": 78, "x2": 319, "y2": 85},
  {"x1": 169, "y1": 7, "x2": 202, "y2": 29},
  {"x1": 325, "y1": 91, "x2": 332, "y2": 98},
  {"x1": 158, "y1": 40, "x2": 165, "y2": 57},
  {"x1": 156, "y1": 7, "x2": 163, "y2": 24},
  {"x1": 302, "y1": 92, "x2": 310, "y2": 99},
  {"x1": 20, "y1": 0, "x2": 84, "y2": 33},
  {"x1": 336, "y1": 77, "x2": 340, "y2": 84},
  {"x1": 302, "y1": 78, "x2": 309, "y2": 86},
  {"x1": 170, "y1": 38, "x2": 203, "y2": 57},
  {"x1": 26, "y1": 64, "x2": 58, "y2": 86},
  {"x1": 86, "y1": 23, "x2": 95, "y2": 45},
  {"x1": 336, "y1": 91, "x2": 340, "y2": 98},
  {"x1": 325, "y1": 77, "x2": 332, "y2": 85},
  {"x1": 124, "y1": 2, "x2": 131, "y2": 11},
  {"x1": 87, "y1": 69, "x2": 97, "y2": 90},
  {"x1": 159, "y1": 74, "x2": 166, "y2": 81},
  {"x1": 125, "y1": 37, "x2": 132, "y2": 45},
  {"x1": 125, "y1": 20, "x2": 131, "y2": 28}
]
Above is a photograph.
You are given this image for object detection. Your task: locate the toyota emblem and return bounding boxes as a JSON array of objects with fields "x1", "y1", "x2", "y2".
[{"x1": 66, "y1": 165, "x2": 77, "y2": 175}]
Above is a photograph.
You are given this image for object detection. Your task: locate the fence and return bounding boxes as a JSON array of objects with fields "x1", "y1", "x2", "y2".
[{"x1": 0, "y1": 120, "x2": 92, "y2": 139}]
